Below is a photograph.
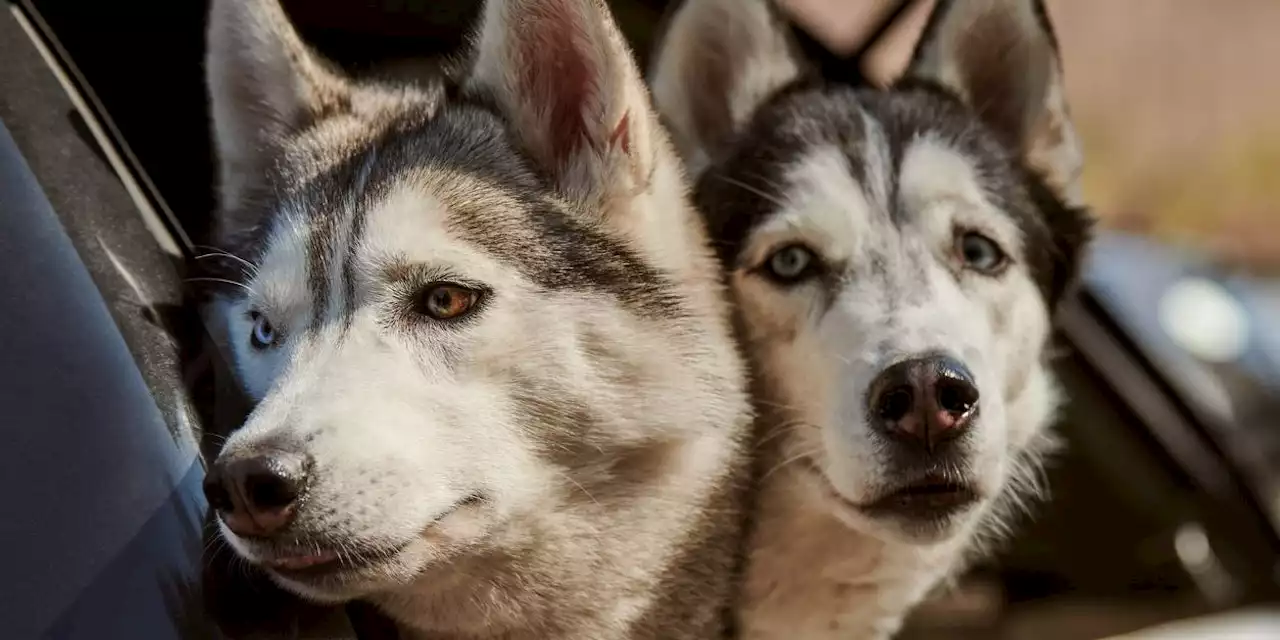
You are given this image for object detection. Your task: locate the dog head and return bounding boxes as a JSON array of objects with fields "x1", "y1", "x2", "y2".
[
  {"x1": 201, "y1": 0, "x2": 745, "y2": 608},
  {"x1": 652, "y1": 0, "x2": 1091, "y2": 545}
]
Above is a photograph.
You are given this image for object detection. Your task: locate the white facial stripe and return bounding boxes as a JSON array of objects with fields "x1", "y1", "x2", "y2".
[
  {"x1": 898, "y1": 137, "x2": 1023, "y2": 257},
  {"x1": 355, "y1": 176, "x2": 532, "y2": 294},
  {"x1": 860, "y1": 111, "x2": 892, "y2": 215},
  {"x1": 747, "y1": 146, "x2": 870, "y2": 267},
  {"x1": 254, "y1": 204, "x2": 314, "y2": 328},
  {"x1": 359, "y1": 181, "x2": 452, "y2": 268}
]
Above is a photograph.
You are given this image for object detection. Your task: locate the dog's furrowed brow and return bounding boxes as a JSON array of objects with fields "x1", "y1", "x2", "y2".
[{"x1": 379, "y1": 259, "x2": 452, "y2": 287}]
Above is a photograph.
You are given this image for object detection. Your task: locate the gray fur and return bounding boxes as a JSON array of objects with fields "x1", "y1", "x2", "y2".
[
  {"x1": 201, "y1": 0, "x2": 753, "y2": 637},
  {"x1": 651, "y1": 0, "x2": 1092, "y2": 637}
]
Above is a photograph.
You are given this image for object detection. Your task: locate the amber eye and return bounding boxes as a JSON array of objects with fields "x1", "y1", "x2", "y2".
[{"x1": 416, "y1": 283, "x2": 481, "y2": 320}]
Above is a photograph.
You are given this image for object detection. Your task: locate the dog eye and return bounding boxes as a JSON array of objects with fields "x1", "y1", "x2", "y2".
[
  {"x1": 957, "y1": 232, "x2": 1008, "y2": 274},
  {"x1": 765, "y1": 244, "x2": 818, "y2": 283},
  {"x1": 416, "y1": 283, "x2": 482, "y2": 321},
  {"x1": 249, "y1": 311, "x2": 277, "y2": 349}
]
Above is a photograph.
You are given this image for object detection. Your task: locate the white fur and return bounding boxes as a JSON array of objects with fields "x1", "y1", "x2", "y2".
[
  {"x1": 650, "y1": 0, "x2": 1084, "y2": 637},
  {"x1": 203, "y1": 0, "x2": 753, "y2": 637},
  {"x1": 729, "y1": 134, "x2": 1062, "y2": 640}
]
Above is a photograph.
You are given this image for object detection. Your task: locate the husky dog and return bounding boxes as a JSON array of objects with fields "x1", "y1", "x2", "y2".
[
  {"x1": 651, "y1": 0, "x2": 1093, "y2": 637},
  {"x1": 197, "y1": 0, "x2": 754, "y2": 637}
]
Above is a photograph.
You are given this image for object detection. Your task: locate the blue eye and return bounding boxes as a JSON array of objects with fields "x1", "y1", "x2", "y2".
[
  {"x1": 250, "y1": 311, "x2": 276, "y2": 349},
  {"x1": 958, "y1": 232, "x2": 1008, "y2": 274},
  {"x1": 765, "y1": 244, "x2": 818, "y2": 283}
]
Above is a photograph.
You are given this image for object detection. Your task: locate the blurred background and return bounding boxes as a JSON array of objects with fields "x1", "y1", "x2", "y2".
[{"x1": 1, "y1": 0, "x2": 1276, "y2": 638}]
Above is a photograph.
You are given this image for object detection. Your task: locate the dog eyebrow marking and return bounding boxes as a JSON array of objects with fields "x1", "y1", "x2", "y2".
[
  {"x1": 374, "y1": 259, "x2": 463, "y2": 291},
  {"x1": 342, "y1": 146, "x2": 380, "y2": 329},
  {"x1": 278, "y1": 108, "x2": 688, "y2": 329},
  {"x1": 446, "y1": 195, "x2": 688, "y2": 321},
  {"x1": 301, "y1": 148, "x2": 380, "y2": 335}
]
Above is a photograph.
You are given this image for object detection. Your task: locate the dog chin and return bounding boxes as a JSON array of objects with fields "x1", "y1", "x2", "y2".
[
  {"x1": 263, "y1": 536, "x2": 431, "y2": 603},
  {"x1": 824, "y1": 491, "x2": 979, "y2": 547},
  {"x1": 221, "y1": 523, "x2": 445, "y2": 604},
  {"x1": 272, "y1": 572, "x2": 374, "y2": 604},
  {"x1": 801, "y1": 462, "x2": 984, "y2": 546},
  {"x1": 859, "y1": 504, "x2": 980, "y2": 546}
]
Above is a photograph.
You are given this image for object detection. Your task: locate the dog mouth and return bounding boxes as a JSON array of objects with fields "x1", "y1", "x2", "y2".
[
  {"x1": 860, "y1": 477, "x2": 980, "y2": 519},
  {"x1": 258, "y1": 540, "x2": 409, "y2": 581},
  {"x1": 799, "y1": 459, "x2": 980, "y2": 522},
  {"x1": 244, "y1": 494, "x2": 486, "y2": 582}
]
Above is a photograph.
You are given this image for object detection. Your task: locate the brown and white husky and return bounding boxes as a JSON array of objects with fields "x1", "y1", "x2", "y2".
[{"x1": 198, "y1": 0, "x2": 754, "y2": 637}]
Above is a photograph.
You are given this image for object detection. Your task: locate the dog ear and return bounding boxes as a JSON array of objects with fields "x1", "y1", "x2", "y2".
[
  {"x1": 467, "y1": 0, "x2": 665, "y2": 206},
  {"x1": 648, "y1": 0, "x2": 804, "y2": 175},
  {"x1": 205, "y1": 0, "x2": 350, "y2": 228},
  {"x1": 906, "y1": 0, "x2": 1084, "y2": 206}
]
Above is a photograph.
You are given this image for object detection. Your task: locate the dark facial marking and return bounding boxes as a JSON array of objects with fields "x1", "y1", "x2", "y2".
[
  {"x1": 696, "y1": 75, "x2": 1087, "y2": 306},
  {"x1": 341, "y1": 148, "x2": 381, "y2": 327},
  {"x1": 694, "y1": 79, "x2": 870, "y2": 269},
  {"x1": 249, "y1": 81, "x2": 683, "y2": 333}
]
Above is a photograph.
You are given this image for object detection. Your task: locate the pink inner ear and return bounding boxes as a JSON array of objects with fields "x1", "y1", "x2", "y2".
[
  {"x1": 609, "y1": 112, "x2": 631, "y2": 155},
  {"x1": 516, "y1": 2, "x2": 597, "y2": 167}
]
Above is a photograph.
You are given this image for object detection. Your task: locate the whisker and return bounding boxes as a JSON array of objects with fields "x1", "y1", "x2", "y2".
[
  {"x1": 712, "y1": 173, "x2": 790, "y2": 210},
  {"x1": 185, "y1": 277, "x2": 254, "y2": 294},
  {"x1": 203, "y1": 535, "x2": 226, "y2": 558},
  {"x1": 752, "y1": 398, "x2": 809, "y2": 414},
  {"x1": 192, "y1": 245, "x2": 259, "y2": 272},
  {"x1": 760, "y1": 449, "x2": 821, "y2": 482},
  {"x1": 558, "y1": 471, "x2": 601, "y2": 508},
  {"x1": 194, "y1": 252, "x2": 258, "y2": 273},
  {"x1": 740, "y1": 170, "x2": 788, "y2": 195},
  {"x1": 755, "y1": 420, "x2": 820, "y2": 450}
]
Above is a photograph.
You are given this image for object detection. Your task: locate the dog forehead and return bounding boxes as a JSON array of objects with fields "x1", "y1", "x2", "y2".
[
  {"x1": 698, "y1": 84, "x2": 1030, "y2": 260},
  {"x1": 255, "y1": 118, "x2": 686, "y2": 321}
]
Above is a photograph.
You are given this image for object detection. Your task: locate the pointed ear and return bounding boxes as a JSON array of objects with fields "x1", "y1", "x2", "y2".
[
  {"x1": 467, "y1": 0, "x2": 664, "y2": 204},
  {"x1": 906, "y1": 0, "x2": 1083, "y2": 206},
  {"x1": 648, "y1": 0, "x2": 804, "y2": 175},
  {"x1": 205, "y1": 0, "x2": 350, "y2": 218}
]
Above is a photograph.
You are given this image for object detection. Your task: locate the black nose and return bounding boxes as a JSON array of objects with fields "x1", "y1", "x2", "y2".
[
  {"x1": 867, "y1": 355, "x2": 979, "y2": 453},
  {"x1": 203, "y1": 452, "x2": 309, "y2": 537}
]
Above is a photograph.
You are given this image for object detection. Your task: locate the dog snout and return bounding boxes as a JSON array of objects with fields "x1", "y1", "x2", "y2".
[
  {"x1": 203, "y1": 451, "x2": 310, "y2": 537},
  {"x1": 867, "y1": 355, "x2": 979, "y2": 452}
]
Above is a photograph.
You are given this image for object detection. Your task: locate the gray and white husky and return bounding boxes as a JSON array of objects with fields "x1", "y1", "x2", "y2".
[
  {"x1": 197, "y1": 0, "x2": 753, "y2": 637},
  {"x1": 651, "y1": 0, "x2": 1093, "y2": 637}
]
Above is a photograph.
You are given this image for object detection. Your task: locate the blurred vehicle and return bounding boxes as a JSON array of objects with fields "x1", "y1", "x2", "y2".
[{"x1": 1088, "y1": 232, "x2": 1280, "y2": 537}]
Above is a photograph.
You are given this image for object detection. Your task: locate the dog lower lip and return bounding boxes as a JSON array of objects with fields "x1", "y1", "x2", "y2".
[
  {"x1": 863, "y1": 479, "x2": 978, "y2": 517},
  {"x1": 261, "y1": 495, "x2": 483, "y2": 579},
  {"x1": 266, "y1": 550, "x2": 339, "y2": 571},
  {"x1": 264, "y1": 542, "x2": 405, "y2": 580}
]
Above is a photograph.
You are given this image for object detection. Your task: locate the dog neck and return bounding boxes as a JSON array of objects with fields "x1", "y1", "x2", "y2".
[{"x1": 737, "y1": 435, "x2": 970, "y2": 640}]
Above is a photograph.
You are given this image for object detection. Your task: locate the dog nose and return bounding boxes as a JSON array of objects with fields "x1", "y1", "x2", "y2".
[
  {"x1": 203, "y1": 452, "x2": 309, "y2": 537},
  {"x1": 868, "y1": 355, "x2": 979, "y2": 452}
]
